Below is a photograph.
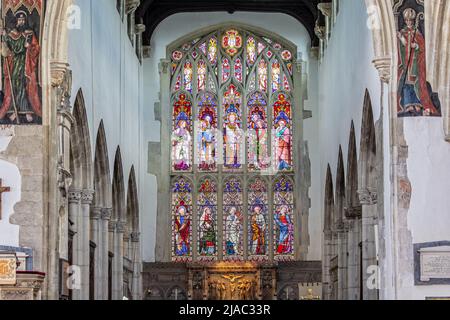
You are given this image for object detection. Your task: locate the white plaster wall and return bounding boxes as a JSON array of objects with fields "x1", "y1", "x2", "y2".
[
  {"x1": 0, "y1": 156, "x2": 21, "y2": 247},
  {"x1": 401, "y1": 119, "x2": 450, "y2": 299},
  {"x1": 142, "y1": 12, "x2": 315, "y2": 262},
  {"x1": 68, "y1": 0, "x2": 143, "y2": 236}
]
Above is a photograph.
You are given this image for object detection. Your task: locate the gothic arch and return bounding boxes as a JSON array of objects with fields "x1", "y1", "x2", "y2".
[
  {"x1": 70, "y1": 89, "x2": 93, "y2": 190},
  {"x1": 94, "y1": 121, "x2": 112, "y2": 209},
  {"x1": 359, "y1": 90, "x2": 377, "y2": 190},
  {"x1": 324, "y1": 165, "x2": 335, "y2": 233},
  {"x1": 112, "y1": 147, "x2": 126, "y2": 222},
  {"x1": 335, "y1": 146, "x2": 346, "y2": 226},
  {"x1": 126, "y1": 166, "x2": 139, "y2": 234},
  {"x1": 346, "y1": 121, "x2": 360, "y2": 216}
]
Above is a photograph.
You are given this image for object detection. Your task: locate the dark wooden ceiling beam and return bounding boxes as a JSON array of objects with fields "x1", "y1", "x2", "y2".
[{"x1": 138, "y1": 0, "x2": 319, "y2": 47}]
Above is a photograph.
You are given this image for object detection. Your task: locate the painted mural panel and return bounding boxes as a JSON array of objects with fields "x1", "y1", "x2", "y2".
[
  {"x1": 394, "y1": 0, "x2": 441, "y2": 117},
  {"x1": 1, "y1": 0, "x2": 43, "y2": 125}
]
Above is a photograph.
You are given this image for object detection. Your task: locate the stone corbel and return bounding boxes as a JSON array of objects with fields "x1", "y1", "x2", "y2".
[
  {"x1": 372, "y1": 56, "x2": 391, "y2": 84},
  {"x1": 134, "y1": 23, "x2": 146, "y2": 35},
  {"x1": 143, "y1": 45, "x2": 151, "y2": 58},
  {"x1": 125, "y1": 0, "x2": 140, "y2": 14},
  {"x1": 131, "y1": 232, "x2": 141, "y2": 243},
  {"x1": 318, "y1": 3, "x2": 333, "y2": 17},
  {"x1": 314, "y1": 23, "x2": 326, "y2": 41},
  {"x1": 101, "y1": 208, "x2": 113, "y2": 221},
  {"x1": 357, "y1": 188, "x2": 378, "y2": 206},
  {"x1": 50, "y1": 61, "x2": 70, "y2": 88}
]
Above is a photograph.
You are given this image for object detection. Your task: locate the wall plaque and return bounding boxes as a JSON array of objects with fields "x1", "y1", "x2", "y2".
[{"x1": 414, "y1": 241, "x2": 450, "y2": 285}]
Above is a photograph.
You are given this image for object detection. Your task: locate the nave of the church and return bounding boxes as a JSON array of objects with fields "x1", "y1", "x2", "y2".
[{"x1": 0, "y1": 0, "x2": 449, "y2": 301}]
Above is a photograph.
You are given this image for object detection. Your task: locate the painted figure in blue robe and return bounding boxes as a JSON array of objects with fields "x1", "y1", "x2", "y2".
[{"x1": 274, "y1": 205, "x2": 293, "y2": 254}]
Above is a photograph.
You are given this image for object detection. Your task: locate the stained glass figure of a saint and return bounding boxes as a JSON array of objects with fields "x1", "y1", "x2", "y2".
[
  {"x1": 223, "y1": 85, "x2": 243, "y2": 170},
  {"x1": 247, "y1": 92, "x2": 269, "y2": 171},
  {"x1": 225, "y1": 206, "x2": 243, "y2": 255},
  {"x1": 172, "y1": 94, "x2": 192, "y2": 171},
  {"x1": 197, "y1": 93, "x2": 217, "y2": 171},
  {"x1": 273, "y1": 94, "x2": 292, "y2": 171},
  {"x1": 274, "y1": 205, "x2": 294, "y2": 255}
]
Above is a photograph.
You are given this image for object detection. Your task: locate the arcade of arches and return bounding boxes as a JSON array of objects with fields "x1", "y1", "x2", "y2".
[{"x1": 0, "y1": 0, "x2": 449, "y2": 301}]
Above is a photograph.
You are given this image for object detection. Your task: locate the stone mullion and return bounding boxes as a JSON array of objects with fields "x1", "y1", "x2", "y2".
[
  {"x1": 337, "y1": 224, "x2": 348, "y2": 300},
  {"x1": 68, "y1": 189, "x2": 82, "y2": 300},
  {"x1": 268, "y1": 177, "x2": 274, "y2": 262},
  {"x1": 130, "y1": 232, "x2": 142, "y2": 300},
  {"x1": 115, "y1": 221, "x2": 126, "y2": 299},
  {"x1": 101, "y1": 208, "x2": 112, "y2": 299},
  {"x1": 322, "y1": 230, "x2": 332, "y2": 300},
  {"x1": 242, "y1": 86, "x2": 249, "y2": 261},
  {"x1": 358, "y1": 188, "x2": 378, "y2": 300},
  {"x1": 346, "y1": 218, "x2": 362, "y2": 300},
  {"x1": 80, "y1": 190, "x2": 94, "y2": 299},
  {"x1": 217, "y1": 175, "x2": 224, "y2": 260},
  {"x1": 90, "y1": 207, "x2": 102, "y2": 300},
  {"x1": 108, "y1": 220, "x2": 117, "y2": 298}
]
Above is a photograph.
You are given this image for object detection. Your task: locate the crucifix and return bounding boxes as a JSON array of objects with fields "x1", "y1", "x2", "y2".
[{"x1": 0, "y1": 179, "x2": 11, "y2": 220}]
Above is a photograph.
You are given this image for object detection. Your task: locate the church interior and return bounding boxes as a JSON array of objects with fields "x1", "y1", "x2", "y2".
[{"x1": 0, "y1": 0, "x2": 449, "y2": 301}]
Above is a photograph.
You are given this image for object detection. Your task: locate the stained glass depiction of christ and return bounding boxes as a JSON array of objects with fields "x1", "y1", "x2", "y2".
[
  {"x1": 197, "y1": 179, "x2": 218, "y2": 259},
  {"x1": 273, "y1": 177, "x2": 294, "y2": 260},
  {"x1": 172, "y1": 94, "x2": 192, "y2": 171},
  {"x1": 171, "y1": 178, "x2": 192, "y2": 261},
  {"x1": 247, "y1": 92, "x2": 269, "y2": 171},
  {"x1": 223, "y1": 178, "x2": 243, "y2": 259},
  {"x1": 197, "y1": 93, "x2": 217, "y2": 171},
  {"x1": 248, "y1": 178, "x2": 268, "y2": 260},
  {"x1": 273, "y1": 94, "x2": 293, "y2": 172},
  {"x1": 223, "y1": 84, "x2": 243, "y2": 170}
]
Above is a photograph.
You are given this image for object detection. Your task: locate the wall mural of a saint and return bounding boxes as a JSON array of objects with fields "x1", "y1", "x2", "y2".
[
  {"x1": 0, "y1": 0, "x2": 43, "y2": 125},
  {"x1": 394, "y1": 0, "x2": 441, "y2": 117}
]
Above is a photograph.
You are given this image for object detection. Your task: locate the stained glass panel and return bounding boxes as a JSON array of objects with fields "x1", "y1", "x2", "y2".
[
  {"x1": 273, "y1": 94, "x2": 293, "y2": 172},
  {"x1": 197, "y1": 59, "x2": 207, "y2": 92},
  {"x1": 272, "y1": 60, "x2": 281, "y2": 93},
  {"x1": 248, "y1": 178, "x2": 269, "y2": 261},
  {"x1": 247, "y1": 36, "x2": 257, "y2": 66},
  {"x1": 223, "y1": 84, "x2": 243, "y2": 170},
  {"x1": 197, "y1": 178, "x2": 218, "y2": 260},
  {"x1": 247, "y1": 92, "x2": 269, "y2": 171},
  {"x1": 197, "y1": 93, "x2": 218, "y2": 171},
  {"x1": 273, "y1": 176, "x2": 294, "y2": 260},
  {"x1": 171, "y1": 177, "x2": 192, "y2": 261},
  {"x1": 234, "y1": 58, "x2": 243, "y2": 83},
  {"x1": 222, "y1": 58, "x2": 231, "y2": 83},
  {"x1": 223, "y1": 178, "x2": 244, "y2": 260},
  {"x1": 183, "y1": 61, "x2": 193, "y2": 93},
  {"x1": 258, "y1": 60, "x2": 268, "y2": 92},
  {"x1": 172, "y1": 93, "x2": 192, "y2": 171},
  {"x1": 208, "y1": 37, "x2": 218, "y2": 65}
]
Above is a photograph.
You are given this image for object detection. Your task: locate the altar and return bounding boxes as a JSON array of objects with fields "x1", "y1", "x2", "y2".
[{"x1": 142, "y1": 260, "x2": 322, "y2": 300}]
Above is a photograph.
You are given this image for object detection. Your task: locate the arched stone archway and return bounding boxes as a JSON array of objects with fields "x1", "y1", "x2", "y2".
[
  {"x1": 111, "y1": 147, "x2": 126, "y2": 300},
  {"x1": 358, "y1": 90, "x2": 379, "y2": 300},
  {"x1": 92, "y1": 121, "x2": 112, "y2": 300},
  {"x1": 345, "y1": 120, "x2": 362, "y2": 300}
]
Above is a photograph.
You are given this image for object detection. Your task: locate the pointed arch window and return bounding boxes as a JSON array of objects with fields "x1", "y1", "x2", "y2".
[{"x1": 169, "y1": 27, "x2": 297, "y2": 262}]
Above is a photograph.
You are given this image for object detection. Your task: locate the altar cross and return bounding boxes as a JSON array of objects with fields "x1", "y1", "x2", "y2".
[{"x1": 0, "y1": 179, "x2": 11, "y2": 220}]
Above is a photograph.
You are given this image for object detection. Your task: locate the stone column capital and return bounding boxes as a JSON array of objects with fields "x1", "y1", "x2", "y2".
[
  {"x1": 90, "y1": 207, "x2": 102, "y2": 220},
  {"x1": 108, "y1": 220, "x2": 117, "y2": 232},
  {"x1": 68, "y1": 189, "x2": 82, "y2": 204},
  {"x1": 81, "y1": 189, "x2": 95, "y2": 205},
  {"x1": 357, "y1": 188, "x2": 378, "y2": 206},
  {"x1": 344, "y1": 205, "x2": 362, "y2": 219},
  {"x1": 116, "y1": 221, "x2": 127, "y2": 233},
  {"x1": 372, "y1": 56, "x2": 391, "y2": 84},
  {"x1": 101, "y1": 208, "x2": 113, "y2": 221},
  {"x1": 131, "y1": 232, "x2": 140, "y2": 243}
]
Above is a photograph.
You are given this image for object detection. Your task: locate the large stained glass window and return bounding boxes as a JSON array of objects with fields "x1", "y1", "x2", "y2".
[
  {"x1": 223, "y1": 177, "x2": 244, "y2": 260},
  {"x1": 197, "y1": 178, "x2": 218, "y2": 260},
  {"x1": 169, "y1": 27, "x2": 297, "y2": 262},
  {"x1": 171, "y1": 177, "x2": 193, "y2": 262}
]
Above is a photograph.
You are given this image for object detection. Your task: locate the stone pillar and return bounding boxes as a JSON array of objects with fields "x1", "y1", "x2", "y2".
[
  {"x1": 90, "y1": 207, "x2": 102, "y2": 299},
  {"x1": 135, "y1": 23, "x2": 146, "y2": 61},
  {"x1": 68, "y1": 189, "x2": 81, "y2": 300},
  {"x1": 114, "y1": 221, "x2": 126, "y2": 299},
  {"x1": 80, "y1": 190, "x2": 94, "y2": 299},
  {"x1": 322, "y1": 231, "x2": 332, "y2": 300},
  {"x1": 345, "y1": 206, "x2": 362, "y2": 300},
  {"x1": 358, "y1": 188, "x2": 378, "y2": 300},
  {"x1": 101, "y1": 208, "x2": 112, "y2": 299},
  {"x1": 131, "y1": 232, "x2": 142, "y2": 300},
  {"x1": 108, "y1": 220, "x2": 117, "y2": 299},
  {"x1": 337, "y1": 223, "x2": 348, "y2": 300}
]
